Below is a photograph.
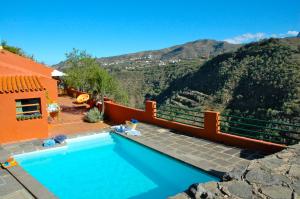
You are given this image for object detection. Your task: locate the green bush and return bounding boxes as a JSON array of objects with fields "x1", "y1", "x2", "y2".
[{"x1": 84, "y1": 107, "x2": 103, "y2": 123}]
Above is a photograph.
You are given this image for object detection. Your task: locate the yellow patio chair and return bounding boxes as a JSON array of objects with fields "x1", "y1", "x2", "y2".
[{"x1": 76, "y1": 93, "x2": 90, "y2": 104}]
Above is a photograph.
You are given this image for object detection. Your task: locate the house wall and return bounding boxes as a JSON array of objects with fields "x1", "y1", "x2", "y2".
[
  {"x1": 0, "y1": 91, "x2": 49, "y2": 143},
  {"x1": 39, "y1": 77, "x2": 58, "y2": 101},
  {"x1": 104, "y1": 100, "x2": 285, "y2": 153}
]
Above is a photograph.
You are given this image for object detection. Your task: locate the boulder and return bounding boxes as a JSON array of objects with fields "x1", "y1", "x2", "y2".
[
  {"x1": 289, "y1": 164, "x2": 300, "y2": 179},
  {"x1": 226, "y1": 181, "x2": 253, "y2": 199},
  {"x1": 245, "y1": 167, "x2": 279, "y2": 186},
  {"x1": 260, "y1": 185, "x2": 293, "y2": 199},
  {"x1": 169, "y1": 143, "x2": 300, "y2": 199},
  {"x1": 223, "y1": 164, "x2": 248, "y2": 181}
]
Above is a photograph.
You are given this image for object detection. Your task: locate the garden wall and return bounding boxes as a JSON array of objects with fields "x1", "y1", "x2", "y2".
[{"x1": 104, "y1": 100, "x2": 285, "y2": 153}]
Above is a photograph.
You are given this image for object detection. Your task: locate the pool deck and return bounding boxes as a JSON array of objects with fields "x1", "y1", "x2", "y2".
[
  {"x1": 120, "y1": 123, "x2": 268, "y2": 177},
  {"x1": 0, "y1": 123, "x2": 269, "y2": 198}
]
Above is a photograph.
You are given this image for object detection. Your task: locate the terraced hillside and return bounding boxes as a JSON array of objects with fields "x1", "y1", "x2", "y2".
[
  {"x1": 55, "y1": 39, "x2": 240, "y2": 108},
  {"x1": 157, "y1": 38, "x2": 300, "y2": 123}
]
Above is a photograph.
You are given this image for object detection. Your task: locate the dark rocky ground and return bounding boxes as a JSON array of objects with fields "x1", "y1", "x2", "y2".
[{"x1": 170, "y1": 144, "x2": 300, "y2": 199}]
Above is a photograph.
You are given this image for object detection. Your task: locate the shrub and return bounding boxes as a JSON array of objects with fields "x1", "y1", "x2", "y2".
[{"x1": 84, "y1": 107, "x2": 103, "y2": 123}]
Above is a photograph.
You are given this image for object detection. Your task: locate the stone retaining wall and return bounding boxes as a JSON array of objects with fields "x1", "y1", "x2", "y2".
[{"x1": 170, "y1": 144, "x2": 300, "y2": 199}]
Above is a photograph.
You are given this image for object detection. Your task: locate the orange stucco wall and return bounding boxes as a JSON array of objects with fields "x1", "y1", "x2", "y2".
[
  {"x1": 0, "y1": 91, "x2": 49, "y2": 144},
  {"x1": 40, "y1": 76, "x2": 58, "y2": 101},
  {"x1": 104, "y1": 100, "x2": 285, "y2": 153}
]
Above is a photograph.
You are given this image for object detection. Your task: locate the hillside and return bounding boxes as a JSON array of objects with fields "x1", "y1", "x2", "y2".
[
  {"x1": 55, "y1": 39, "x2": 240, "y2": 71},
  {"x1": 157, "y1": 38, "x2": 300, "y2": 123},
  {"x1": 97, "y1": 39, "x2": 240, "y2": 68},
  {"x1": 55, "y1": 39, "x2": 241, "y2": 107},
  {"x1": 55, "y1": 37, "x2": 300, "y2": 124}
]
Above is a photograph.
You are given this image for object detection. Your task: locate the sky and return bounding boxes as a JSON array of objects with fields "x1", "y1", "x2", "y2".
[{"x1": 0, "y1": 0, "x2": 300, "y2": 65}]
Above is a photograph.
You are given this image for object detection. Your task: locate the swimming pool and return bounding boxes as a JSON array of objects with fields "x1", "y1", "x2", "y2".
[{"x1": 15, "y1": 133, "x2": 218, "y2": 199}]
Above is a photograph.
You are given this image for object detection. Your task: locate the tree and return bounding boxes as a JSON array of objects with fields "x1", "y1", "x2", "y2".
[
  {"x1": 63, "y1": 49, "x2": 128, "y2": 117},
  {"x1": 1, "y1": 40, "x2": 35, "y2": 60}
]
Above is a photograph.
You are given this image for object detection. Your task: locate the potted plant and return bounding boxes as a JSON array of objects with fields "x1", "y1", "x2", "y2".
[
  {"x1": 47, "y1": 103, "x2": 60, "y2": 118},
  {"x1": 84, "y1": 107, "x2": 103, "y2": 123}
]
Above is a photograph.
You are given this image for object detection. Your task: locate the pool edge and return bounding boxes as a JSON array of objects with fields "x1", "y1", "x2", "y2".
[
  {"x1": 5, "y1": 131, "x2": 110, "y2": 199},
  {"x1": 6, "y1": 165, "x2": 58, "y2": 199},
  {"x1": 113, "y1": 132, "x2": 222, "y2": 179},
  {"x1": 5, "y1": 130, "x2": 220, "y2": 199}
]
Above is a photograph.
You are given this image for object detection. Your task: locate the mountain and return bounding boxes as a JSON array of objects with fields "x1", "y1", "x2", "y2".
[
  {"x1": 156, "y1": 37, "x2": 300, "y2": 123},
  {"x1": 297, "y1": 32, "x2": 300, "y2": 38},
  {"x1": 55, "y1": 39, "x2": 240, "y2": 71},
  {"x1": 55, "y1": 37, "x2": 300, "y2": 124},
  {"x1": 98, "y1": 39, "x2": 240, "y2": 64},
  {"x1": 55, "y1": 39, "x2": 241, "y2": 107}
]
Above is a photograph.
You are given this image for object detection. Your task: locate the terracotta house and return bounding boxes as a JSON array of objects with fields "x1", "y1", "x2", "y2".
[{"x1": 0, "y1": 48, "x2": 58, "y2": 143}]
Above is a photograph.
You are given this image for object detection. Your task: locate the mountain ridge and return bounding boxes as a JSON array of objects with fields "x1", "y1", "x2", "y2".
[{"x1": 54, "y1": 39, "x2": 241, "y2": 70}]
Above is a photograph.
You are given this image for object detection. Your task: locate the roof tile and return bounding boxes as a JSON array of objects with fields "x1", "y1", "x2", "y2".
[{"x1": 0, "y1": 75, "x2": 45, "y2": 94}]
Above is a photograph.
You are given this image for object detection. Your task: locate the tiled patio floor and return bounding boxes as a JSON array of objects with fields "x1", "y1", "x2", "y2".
[
  {"x1": 0, "y1": 122, "x2": 270, "y2": 198},
  {"x1": 49, "y1": 96, "x2": 110, "y2": 136}
]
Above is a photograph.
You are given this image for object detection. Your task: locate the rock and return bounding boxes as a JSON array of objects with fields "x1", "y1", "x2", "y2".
[
  {"x1": 289, "y1": 165, "x2": 300, "y2": 179},
  {"x1": 292, "y1": 192, "x2": 298, "y2": 199},
  {"x1": 186, "y1": 183, "x2": 198, "y2": 197},
  {"x1": 186, "y1": 183, "x2": 216, "y2": 199},
  {"x1": 272, "y1": 174, "x2": 292, "y2": 187},
  {"x1": 246, "y1": 160, "x2": 261, "y2": 170},
  {"x1": 170, "y1": 143, "x2": 300, "y2": 199},
  {"x1": 223, "y1": 164, "x2": 248, "y2": 181},
  {"x1": 225, "y1": 181, "x2": 253, "y2": 199},
  {"x1": 260, "y1": 185, "x2": 293, "y2": 199},
  {"x1": 276, "y1": 151, "x2": 294, "y2": 160},
  {"x1": 290, "y1": 157, "x2": 300, "y2": 164},
  {"x1": 245, "y1": 167, "x2": 279, "y2": 186},
  {"x1": 202, "y1": 182, "x2": 222, "y2": 197},
  {"x1": 219, "y1": 185, "x2": 231, "y2": 197},
  {"x1": 168, "y1": 192, "x2": 190, "y2": 199},
  {"x1": 291, "y1": 179, "x2": 300, "y2": 195},
  {"x1": 195, "y1": 184, "x2": 214, "y2": 199},
  {"x1": 260, "y1": 156, "x2": 285, "y2": 171}
]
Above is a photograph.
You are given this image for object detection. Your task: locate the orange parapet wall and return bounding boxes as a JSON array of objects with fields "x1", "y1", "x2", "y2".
[{"x1": 104, "y1": 100, "x2": 285, "y2": 153}]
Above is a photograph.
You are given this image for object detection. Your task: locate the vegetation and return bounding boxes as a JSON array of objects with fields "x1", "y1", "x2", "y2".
[
  {"x1": 63, "y1": 49, "x2": 128, "y2": 116},
  {"x1": 56, "y1": 38, "x2": 300, "y2": 143},
  {"x1": 58, "y1": 38, "x2": 300, "y2": 126},
  {"x1": 1, "y1": 40, "x2": 35, "y2": 60},
  {"x1": 156, "y1": 38, "x2": 300, "y2": 124},
  {"x1": 111, "y1": 59, "x2": 204, "y2": 108},
  {"x1": 55, "y1": 39, "x2": 241, "y2": 108},
  {"x1": 84, "y1": 107, "x2": 103, "y2": 123}
]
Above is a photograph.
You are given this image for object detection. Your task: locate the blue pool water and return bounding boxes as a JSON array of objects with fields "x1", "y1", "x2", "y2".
[{"x1": 15, "y1": 133, "x2": 218, "y2": 199}]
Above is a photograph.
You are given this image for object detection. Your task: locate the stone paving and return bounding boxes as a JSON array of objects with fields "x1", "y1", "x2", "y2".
[
  {"x1": 0, "y1": 143, "x2": 57, "y2": 199},
  {"x1": 170, "y1": 144, "x2": 300, "y2": 199},
  {"x1": 121, "y1": 123, "x2": 269, "y2": 177},
  {"x1": 0, "y1": 168, "x2": 33, "y2": 199},
  {"x1": 0, "y1": 146, "x2": 32, "y2": 199},
  {"x1": 0, "y1": 122, "x2": 270, "y2": 198}
]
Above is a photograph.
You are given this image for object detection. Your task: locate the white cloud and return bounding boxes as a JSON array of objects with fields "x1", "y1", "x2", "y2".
[
  {"x1": 224, "y1": 33, "x2": 265, "y2": 44},
  {"x1": 286, "y1": 31, "x2": 299, "y2": 36},
  {"x1": 225, "y1": 30, "x2": 299, "y2": 44}
]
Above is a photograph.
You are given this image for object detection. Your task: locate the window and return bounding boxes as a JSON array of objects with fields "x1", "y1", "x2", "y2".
[{"x1": 16, "y1": 98, "x2": 42, "y2": 120}]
